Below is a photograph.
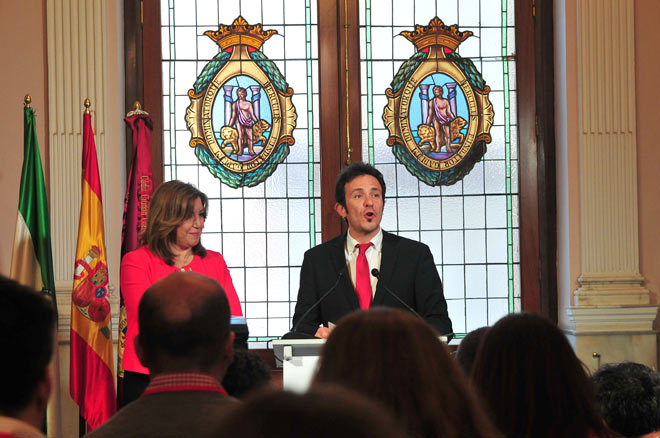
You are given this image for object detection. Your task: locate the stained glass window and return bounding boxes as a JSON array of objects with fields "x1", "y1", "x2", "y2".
[
  {"x1": 160, "y1": 0, "x2": 520, "y2": 344},
  {"x1": 359, "y1": 0, "x2": 520, "y2": 338},
  {"x1": 161, "y1": 0, "x2": 320, "y2": 346}
]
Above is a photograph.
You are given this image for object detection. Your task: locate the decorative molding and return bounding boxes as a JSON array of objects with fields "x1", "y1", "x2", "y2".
[
  {"x1": 575, "y1": 0, "x2": 650, "y2": 305},
  {"x1": 566, "y1": 305, "x2": 658, "y2": 333},
  {"x1": 46, "y1": 0, "x2": 110, "y2": 289},
  {"x1": 574, "y1": 275, "x2": 650, "y2": 306}
]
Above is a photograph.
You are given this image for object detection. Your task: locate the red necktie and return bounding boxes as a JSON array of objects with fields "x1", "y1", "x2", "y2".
[{"x1": 355, "y1": 242, "x2": 373, "y2": 309}]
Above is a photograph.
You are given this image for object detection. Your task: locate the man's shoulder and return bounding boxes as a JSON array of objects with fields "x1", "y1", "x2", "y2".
[
  {"x1": 383, "y1": 231, "x2": 427, "y2": 249},
  {"x1": 304, "y1": 234, "x2": 345, "y2": 257},
  {"x1": 85, "y1": 392, "x2": 237, "y2": 438}
]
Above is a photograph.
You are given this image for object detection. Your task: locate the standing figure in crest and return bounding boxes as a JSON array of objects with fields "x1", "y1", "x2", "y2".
[
  {"x1": 426, "y1": 85, "x2": 456, "y2": 153},
  {"x1": 228, "y1": 87, "x2": 258, "y2": 156}
]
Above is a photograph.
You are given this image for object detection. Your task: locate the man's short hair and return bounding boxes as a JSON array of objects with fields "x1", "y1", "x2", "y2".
[
  {"x1": 593, "y1": 361, "x2": 660, "y2": 437},
  {"x1": 138, "y1": 276, "x2": 230, "y2": 369},
  {"x1": 334, "y1": 162, "x2": 386, "y2": 209},
  {"x1": 0, "y1": 276, "x2": 55, "y2": 415}
]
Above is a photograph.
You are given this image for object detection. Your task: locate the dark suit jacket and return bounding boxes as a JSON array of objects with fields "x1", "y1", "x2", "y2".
[
  {"x1": 84, "y1": 390, "x2": 238, "y2": 438},
  {"x1": 292, "y1": 231, "x2": 453, "y2": 335}
]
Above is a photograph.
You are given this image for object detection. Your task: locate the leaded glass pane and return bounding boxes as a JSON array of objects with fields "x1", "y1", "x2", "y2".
[
  {"x1": 360, "y1": 0, "x2": 520, "y2": 338},
  {"x1": 162, "y1": 0, "x2": 320, "y2": 344}
]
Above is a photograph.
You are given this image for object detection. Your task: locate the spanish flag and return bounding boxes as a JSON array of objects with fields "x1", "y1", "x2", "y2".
[{"x1": 70, "y1": 103, "x2": 116, "y2": 430}]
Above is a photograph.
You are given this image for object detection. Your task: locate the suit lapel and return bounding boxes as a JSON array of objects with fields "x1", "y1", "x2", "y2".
[
  {"x1": 373, "y1": 231, "x2": 398, "y2": 305},
  {"x1": 330, "y1": 233, "x2": 360, "y2": 309}
]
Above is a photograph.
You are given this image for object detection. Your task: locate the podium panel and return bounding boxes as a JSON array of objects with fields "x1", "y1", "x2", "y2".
[{"x1": 272, "y1": 339, "x2": 325, "y2": 392}]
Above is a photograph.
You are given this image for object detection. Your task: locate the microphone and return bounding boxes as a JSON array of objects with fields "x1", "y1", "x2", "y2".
[
  {"x1": 371, "y1": 268, "x2": 425, "y2": 321},
  {"x1": 372, "y1": 268, "x2": 455, "y2": 343},
  {"x1": 282, "y1": 272, "x2": 345, "y2": 339}
]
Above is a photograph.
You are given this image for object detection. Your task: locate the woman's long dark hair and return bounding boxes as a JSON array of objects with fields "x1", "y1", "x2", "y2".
[
  {"x1": 313, "y1": 309, "x2": 502, "y2": 438},
  {"x1": 471, "y1": 312, "x2": 608, "y2": 438}
]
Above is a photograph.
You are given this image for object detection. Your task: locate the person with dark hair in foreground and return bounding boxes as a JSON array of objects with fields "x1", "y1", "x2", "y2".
[
  {"x1": 313, "y1": 309, "x2": 500, "y2": 438},
  {"x1": 86, "y1": 272, "x2": 237, "y2": 438},
  {"x1": 0, "y1": 275, "x2": 55, "y2": 438},
  {"x1": 291, "y1": 162, "x2": 452, "y2": 338},
  {"x1": 215, "y1": 386, "x2": 406, "y2": 438},
  {"x1": 593, "y1": 361, "x2": 660, "y2": 438},
  {"x1": 222, "y1": 349, "x2": 272, "y2": 399},
  {"x1": 471, "y1": 312, "x2": 612, "y2": 438},
  {"x1": 455, "y1": 326, "x2": 489, "y2": 375}
]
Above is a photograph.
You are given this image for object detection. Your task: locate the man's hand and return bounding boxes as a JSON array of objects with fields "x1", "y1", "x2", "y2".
[{"x1": 315, "y1": 327, "x2": 331, "y2": 339}]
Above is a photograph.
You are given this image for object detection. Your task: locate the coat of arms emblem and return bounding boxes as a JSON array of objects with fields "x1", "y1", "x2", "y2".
[
  {"x1": 383, "y1": 17, "x2": 494, "y2": 186},
  {"x1": 186, "y1": 17, "x2": 297, "y2": 188}
]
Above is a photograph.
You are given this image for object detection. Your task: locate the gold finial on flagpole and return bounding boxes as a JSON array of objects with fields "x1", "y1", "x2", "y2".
[
  {"x1": 84, "y1": 98, "x2": 91, "y2": 114},
  {"x1": 126, "y1": 100, "x2": 149, "y2": 117},
  {"x1": 24, "y1": 95, "x2": 31, "y2": 108}
]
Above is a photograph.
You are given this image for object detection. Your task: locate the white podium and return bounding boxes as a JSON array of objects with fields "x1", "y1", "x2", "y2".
[{"x1": 272, "y1": 338, "x2": 325, "y2": 393}]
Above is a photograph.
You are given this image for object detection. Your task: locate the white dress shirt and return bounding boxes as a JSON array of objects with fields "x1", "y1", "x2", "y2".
[{"x1": 344, "y1": 229, "x2": 383, "y2": 298}]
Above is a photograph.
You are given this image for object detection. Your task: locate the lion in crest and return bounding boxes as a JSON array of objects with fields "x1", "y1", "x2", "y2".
[
  {"x1": 417, "y1": 116, "x2": 467, "y2": 152},
  {"x1": 220, "y1": 119, "x2": 271, "y2": 155}
]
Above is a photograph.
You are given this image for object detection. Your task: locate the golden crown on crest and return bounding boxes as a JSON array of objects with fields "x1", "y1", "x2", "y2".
[
  {"x1": 204, "y1": 16, "x2": 277, "y2": 51},
  {"x1": 400, "y1": 17, "x2": 473, "y2": 51}
]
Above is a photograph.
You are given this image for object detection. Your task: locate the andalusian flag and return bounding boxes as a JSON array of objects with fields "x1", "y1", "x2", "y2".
[
  {"x1": 10, "y1": 104, "x2": 57, "y2": 307},
  {"x1": 11, "y1": 100, "x2": 62, "y2": 438},
  {"x1": 70, "y1": 106, "x2": 116, "y2": 430}
]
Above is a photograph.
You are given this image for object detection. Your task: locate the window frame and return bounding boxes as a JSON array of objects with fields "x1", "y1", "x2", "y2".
[{"x1": 124, "y1": 0, "x2": 557, "y2": 319}]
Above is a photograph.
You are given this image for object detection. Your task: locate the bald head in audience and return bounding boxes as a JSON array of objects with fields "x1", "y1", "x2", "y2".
[
  {"x1": 86, "y1": 272, "x2": 238, "y2": 438},
  {"x1": 135, "y1": 272, "x2": 235, "y2": 379}
]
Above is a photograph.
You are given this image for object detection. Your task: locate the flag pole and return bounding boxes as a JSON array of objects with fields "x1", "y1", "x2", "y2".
[{"x1": 79, "y1": 96, "x2": 91, "y2": 438}]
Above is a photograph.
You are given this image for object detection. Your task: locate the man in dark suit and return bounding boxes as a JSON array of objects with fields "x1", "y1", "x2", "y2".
[
  {"x1": 292, "y1": 162, "x2": 452, "y2": 338},
  {"x1": 86, "y1": 272, "x2": 237, "y2": 438}
]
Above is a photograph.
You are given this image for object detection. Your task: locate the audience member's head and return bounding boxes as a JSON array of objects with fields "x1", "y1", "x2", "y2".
[
  {"x1": 593, "y1": 361, "x2": 660, "y2": 438},
  {"x1": 455, "y1": 326, "x2": 489, "y2": 375},
  {"x1": 222, "y1": 349, "x2": 272, "y2": 398},
  {"x1": 0, "y1": 276, "x2": 55, "y2": 429},
  {"x1": 135, "y1": 272, "x2": 234, "y2": 380},
  {"x1": 313, "y1": 309, "x2": 501, "y2": 438},
  {"x1": 471, "y1": 312, "x2": 607, "y2": 438},
  {"x1": 215, "y1": 386, "x2": 406, "y2": 438}
]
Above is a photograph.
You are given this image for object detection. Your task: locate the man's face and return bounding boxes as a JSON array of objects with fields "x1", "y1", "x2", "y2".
[
  {"x1": 334, "y1": 174, "x2": 384, "y2": 243},
  {"x1": 433, "y1": 86, "x2": 443, "y2": 97}
]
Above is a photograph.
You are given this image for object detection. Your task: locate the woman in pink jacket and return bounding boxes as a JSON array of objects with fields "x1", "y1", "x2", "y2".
[{"x1": 120, "y1": 180, "x2": 243, "y2": 405}]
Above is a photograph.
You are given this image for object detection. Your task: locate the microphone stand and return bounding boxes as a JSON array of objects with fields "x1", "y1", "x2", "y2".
[
  {"x1": 282, "y1": 272, "x2": 345, "y2": 339},
  {"x1": 372, "y1": 268, "x2": 454, "y2": 342}
]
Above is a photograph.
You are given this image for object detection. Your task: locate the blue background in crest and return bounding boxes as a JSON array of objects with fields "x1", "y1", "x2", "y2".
[
  {"x1": 211, "y1": 74, "x2": 273, "y2": 160},
  {"x1": 409, "y1": 73, "x2": 469, "y2": 143}
]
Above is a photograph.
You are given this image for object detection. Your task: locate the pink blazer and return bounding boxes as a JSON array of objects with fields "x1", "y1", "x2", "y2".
[{"x1": 120, "y1": 245, "x2": 243, "y2": 374}]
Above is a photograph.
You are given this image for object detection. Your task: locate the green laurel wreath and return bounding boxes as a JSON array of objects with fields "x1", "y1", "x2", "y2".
[
  {"x1": 190, "y1": 49, "x2": 294, "y2": 188},
  {"x1": 387, "y1": 49, "x2": 490, "y2": 187}
]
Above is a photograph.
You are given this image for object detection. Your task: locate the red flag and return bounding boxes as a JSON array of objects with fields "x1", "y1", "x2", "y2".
[
  {"x1": 117, "y1": 110, "x2": 154, "y2": 403},
  {"x1": 70, "y1": 109, "x2": 117, "y2": 430}
]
